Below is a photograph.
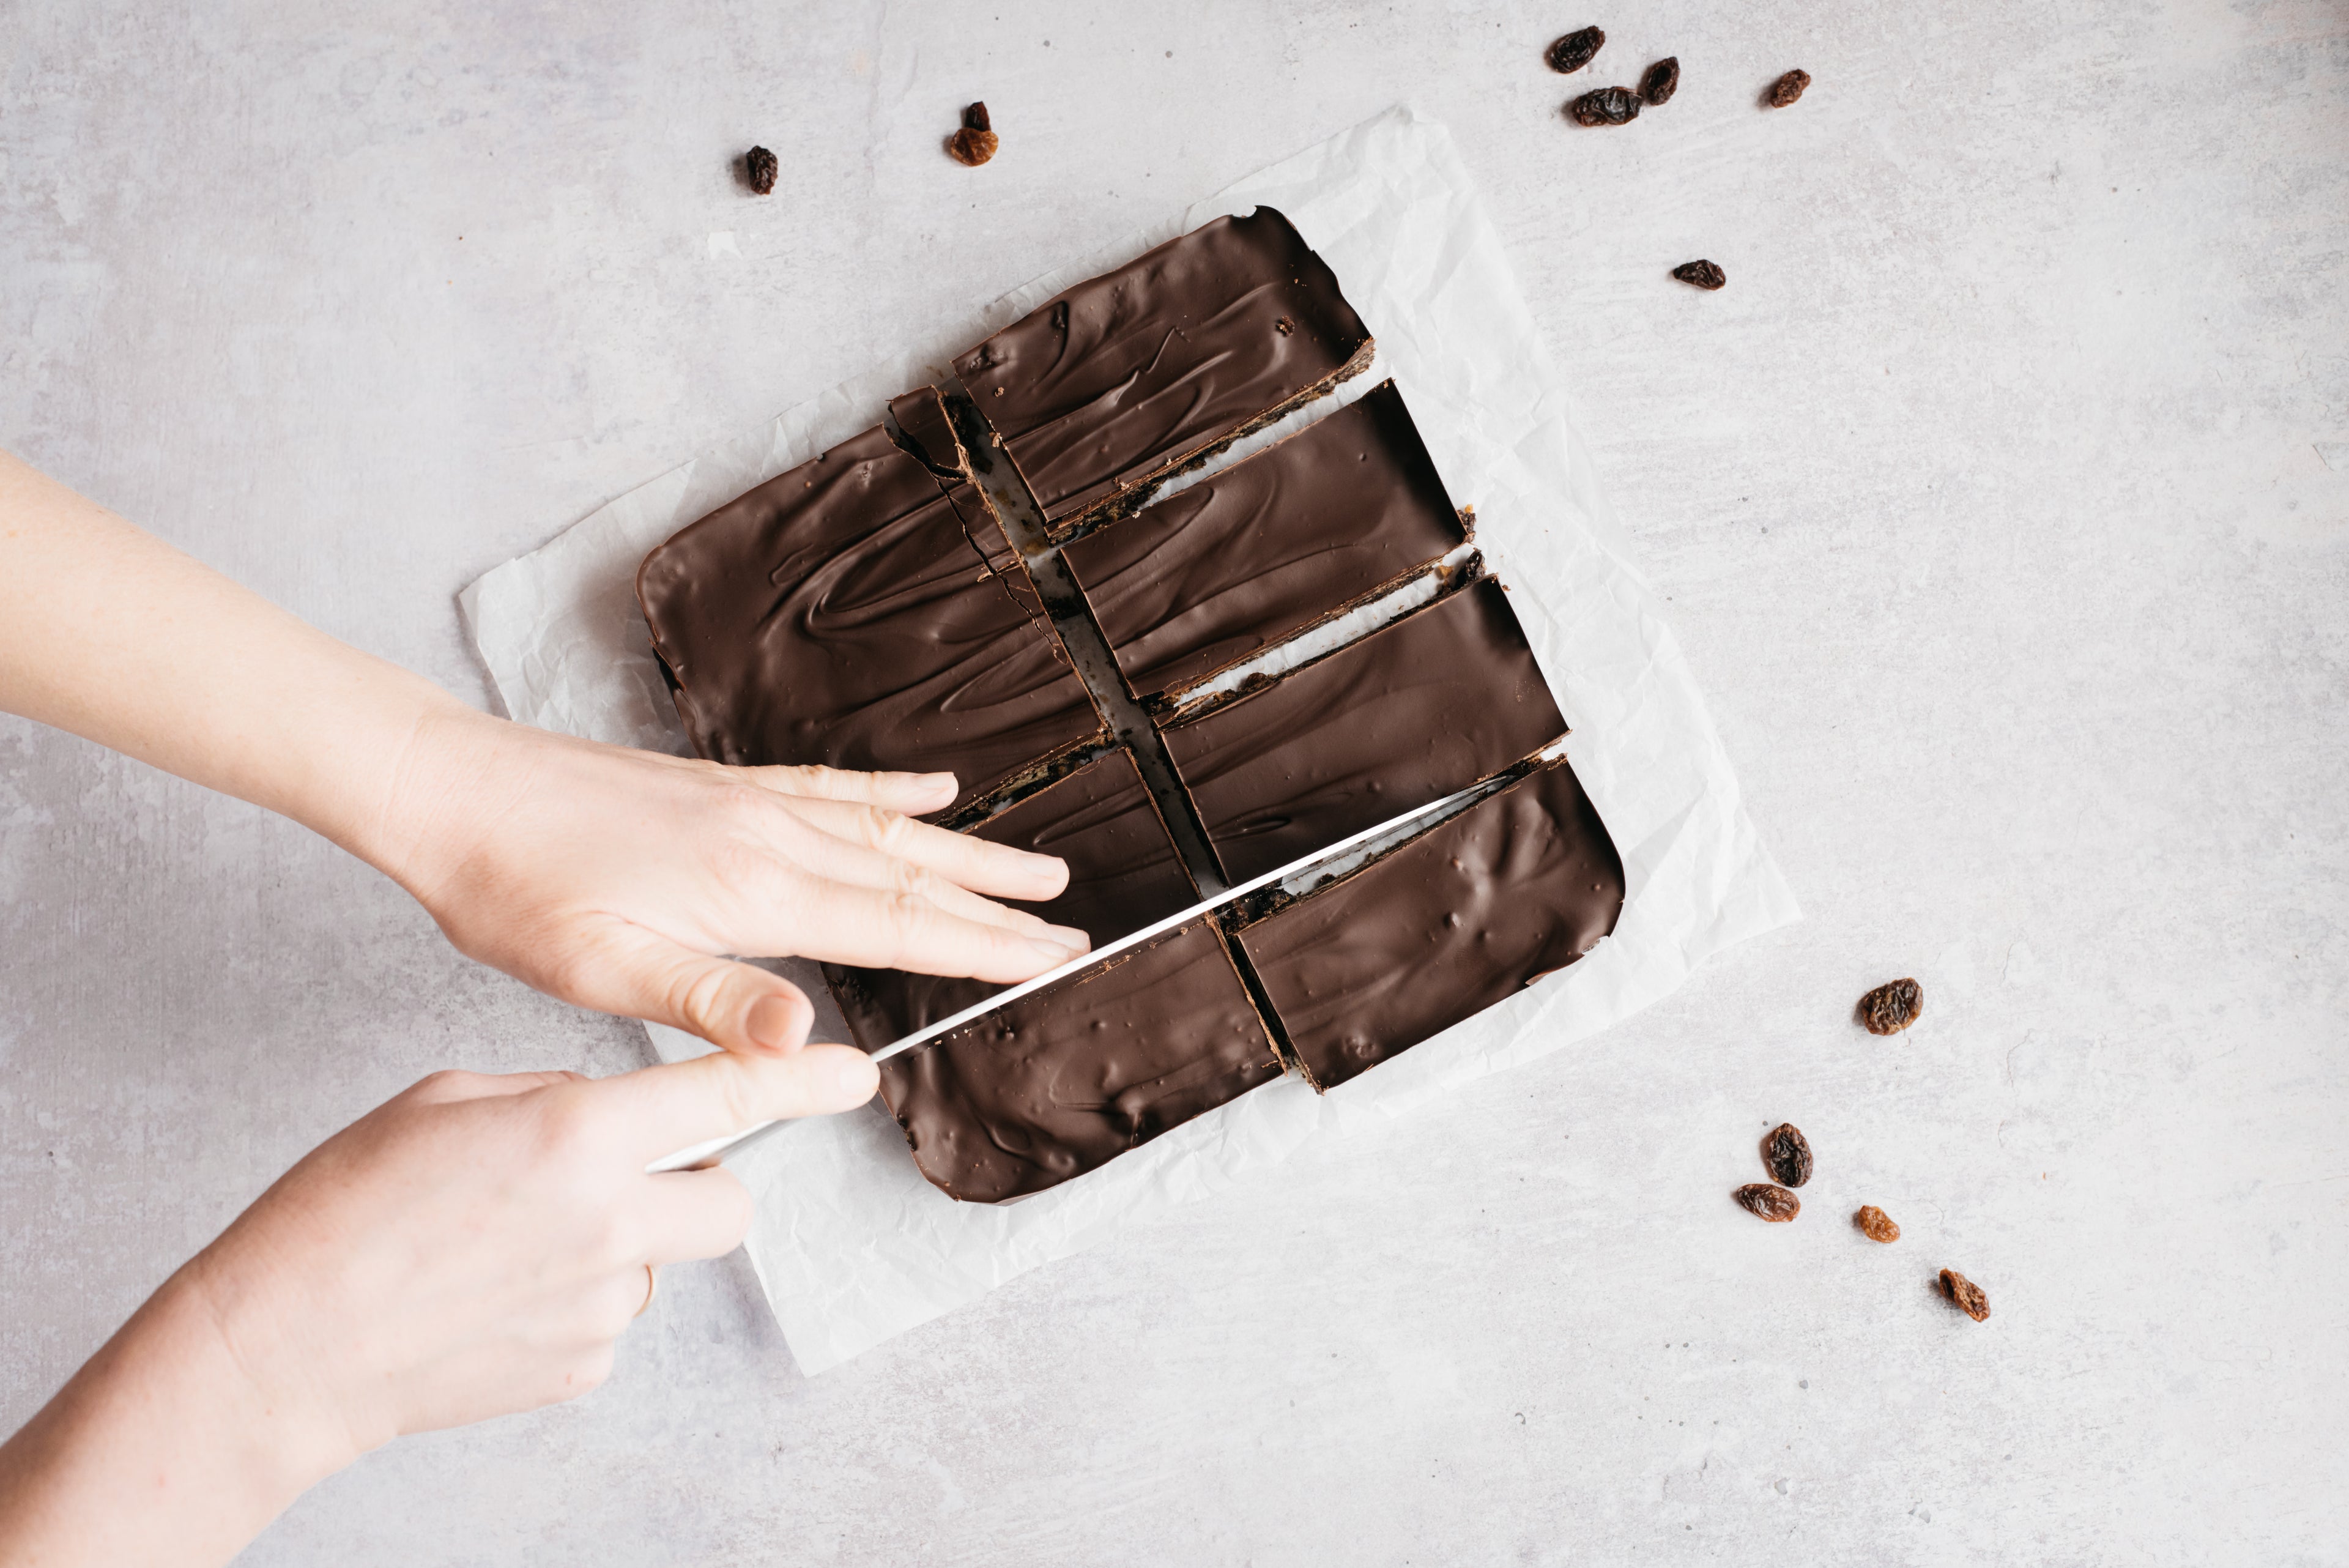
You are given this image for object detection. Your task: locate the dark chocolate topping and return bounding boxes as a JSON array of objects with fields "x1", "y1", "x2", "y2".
[
  {"x1": 1061, "y1": 381, "x2": 1469, "y2": 702},
  {"x1": 823, "y1": 748, "x2": 1199, "y2": 1052},
  {"x1": 634, "y1": 410, "x2": 1104, "y2": 818},
  {"x1": 877, "y1": 920, "x2": 1282, "y2": 1202},
  {"x1": 952, "y1": 208, "x2": 1373, "y2": 529},
  {"x1": 1158, "y1": 576, "x2": 1567, "y2": 883},
  {"x1": 1235, "y1": 759, "x2": 1625, "y2": 1090}
]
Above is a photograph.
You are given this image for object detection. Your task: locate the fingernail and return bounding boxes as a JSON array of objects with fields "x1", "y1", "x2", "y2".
[
  {"x1": 1043, "y1": 924, "x2": 1089, "y2": 953},
  {"x1": 746, "y1": 994, "x2": 807, "y2": 1052},
  {"x1": 1026, "y1": 937, "x2": 1085, "y2": 966},
  {"x1": 833, "y1": 1053, "x2": 878, "y2": 1100}
]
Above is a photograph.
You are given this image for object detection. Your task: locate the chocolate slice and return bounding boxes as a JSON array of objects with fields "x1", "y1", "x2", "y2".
[
  {"x1": 953, "y1": 207, "x2": 1375, "y2": 537},
  {"x1": 878, "y1": 919, "x2": 1283, "y2": 1202},
  {"x1": 634, "y1": 395, "x2": 1105, "y2": 818},
  {"x1": 1060, "y1": 381, "x2": 1471, "y2": 704},
  {"x1": 1157, "y1": 577, "x2": 1567, "y2": 883},
  {"x1": 823, "y1": 748, "x2": 1198, "y2": 1052},
  {"x1": 1233, "y1": 759, "x2": 1625, "y2": 1090}
]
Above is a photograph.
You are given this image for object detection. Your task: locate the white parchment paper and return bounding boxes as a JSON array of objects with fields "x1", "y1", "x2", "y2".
[{"x1": 460, "y1": 107, "x2": 1799, "y2": 1376}]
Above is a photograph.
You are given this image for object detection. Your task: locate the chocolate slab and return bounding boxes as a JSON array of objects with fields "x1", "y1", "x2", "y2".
[
  {"x1": 1060, "y1": 380, "x2": 1469, "y2": 703},
  {"x1": 823, "y1": 748, "x2": 1199, "y2": 1053},
  {"x1": 877, "y1": 919, "x2": 1283, "y2": 1203},
  {"x1": 953, "y1": 207, "x2": 1375, "y2": 535},
  {"x1": 1157, "y1": 576, "x2": 1568, "y2": 883},
  {"x1": 1233, "y1": 758, "x2": 1625, "y2": 1090},
  {"x1": 634, "y1": 398, "x2": 1105, "y2": 818}
]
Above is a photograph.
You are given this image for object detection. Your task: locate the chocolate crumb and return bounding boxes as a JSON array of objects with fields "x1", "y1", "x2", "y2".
[
  {"x1": 1274, "y1": 316, "x2": 1295, "y2": 336},
  {"x1": 1855, "y1": 1205, "x2": 1900, "y2": 1243},
  {"x1": 1638, "y1": 58, "x2": 1679, "y2": 105},
  {"x1": 1858, "y1": 977, "x2": 1923, "y2": 1035},
  {"x1": 1940, "y1": 1268, "x2": 1991, "y2": 1321},
  {"x1": 1545, "y1": 27, "x2": 1605, "y2": 75},
  {"x1": 1568, "y1": 86, "x2": 1642, "y2": 127},
  {"x1": 1761, "y1": 1123, "x2": 1813, "y2": 1187},
  {"x1": 1672, "y1": 259, "x2": 1726, "y2": 291},
  {"x1": 744, "y1": 146, "x2": 778, "y2": 196},
  {"x1": 1735, "y1": 1183, "x2": 1801, "y2": 1222},
  {"x1": 1766, "y1": 69, "x2": 1812, "y2": 108}
]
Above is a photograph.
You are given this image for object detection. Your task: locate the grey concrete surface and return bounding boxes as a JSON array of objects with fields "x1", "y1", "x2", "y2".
[{"x1": 3, "y1": 2, "x2": 2345, "y2": 1563}]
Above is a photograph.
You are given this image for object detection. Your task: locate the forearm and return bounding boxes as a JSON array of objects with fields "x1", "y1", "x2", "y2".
[
  {"x1": 0, "y1": 1269, "x2": 352, "y2": 1568},
  {"x1": 0, "y1": 450, "x2": 472, "y2": 879}
]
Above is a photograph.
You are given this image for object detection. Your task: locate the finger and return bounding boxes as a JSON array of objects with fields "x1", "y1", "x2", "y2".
[
  {"x1": 557, "y1": 922, "x2": 819, "y2": 1057},
  {"x1": 736, "y1": 763, "x2": 957, "y2": 814},
  {"x1": 593, "y1": 1038, "x2": 881, "y2": 1159},
  {"x1": 636, "y1": 1166, "x2": 757, "y2": 1264},
  {"x1": 757, "y1": 879, "x2": 1092, "y2": 983},
  {"x1": 734, "y1": 810, "x2": 1079, "y2": 943},
  {"x1": 777, "y1": 797, "x2": 1070, "y2": 903},
  {"x1": 403, "y1": 1068, "x2": 590, "y2": 1106}
]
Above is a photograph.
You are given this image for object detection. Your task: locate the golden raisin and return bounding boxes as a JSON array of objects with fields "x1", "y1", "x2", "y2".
[
  {"x1": 1940, "y1": 1268, "x2": 1991, "y2": 1321},
  {"x1": 1854, "y1": 1205, "x2": 1899, "y2": 1243},
  {"x1": 1735, "y1": 1183, "x2": 1801, "y2": 1222}
]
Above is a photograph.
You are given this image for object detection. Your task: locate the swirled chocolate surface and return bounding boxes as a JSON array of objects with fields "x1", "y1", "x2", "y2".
[
  {"x1": 952, "y1": 208, "x2": 1373, "y2": 531},
  {"x1": 823, "y1": 748, "x2": 1199, "y2": 1052},
  {"x1": 634, "y1": 401, "x2": 1104, "y2": 819},
  {"x1": 1234, "y1": 759, "x2": 1625, "y2": 1090},
  {"x1": 1061, "y1": 381, "x2": 1468, "y2": 702},
  {"x1": 877, "y1": 920, "x2": 1282, "y2": 1203},
  {"x1": 1158, "y1": 577, "x2": 1567, "y2": 883}
]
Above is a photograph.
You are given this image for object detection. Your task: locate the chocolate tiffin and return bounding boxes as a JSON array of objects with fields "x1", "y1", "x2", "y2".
[
  {"x1": 877, "y1": 920, "x2": 1283, "y2": 1203},
  {"x1": 1231, "y1": 757, "x2": 1626, "y2": 1090}
]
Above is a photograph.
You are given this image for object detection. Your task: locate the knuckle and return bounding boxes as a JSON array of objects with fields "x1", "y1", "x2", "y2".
[
  {"x1": 406, "y1": 1068, "x2": 475, "y2": 1102},
  {"x1": 668, "y1": 962, "x2": 739, "y2": 1036}
]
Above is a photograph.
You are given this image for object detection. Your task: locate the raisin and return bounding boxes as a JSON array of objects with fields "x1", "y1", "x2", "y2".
[
  {"x1": 1735, "y1": 1183, "x2": 1800, "y2": 1222},
  {"x1": 1767, "y1": 69, "x2": 1812, "y2": 108},
  {"x1": 1672, "y1": 259, "x2": 1726, "y2": 291},
  {"x1": 1638, "y1": 57, "x2": 1679, "y2": 105},
  {"x1": 948, "y1": 102, "x2": 999, "y2": 166},
  {"x1": 1854, "y1": 1205, "x2": 1900, "y2": 1243},
  {"x1": 1546, "y1": 26, "x2": 1605, "y2": 75},
  {"x1": 1568, "y1": 86, "x2": 1642, "y2": 127},
  {"x1": 744, "y1": 146, "x2": 778, "y2": 196},
  {"x1": 1940, "y1": 1268, "x2": 1991, "y2": 1321},
  {"x1": 1858, "y1": 977, "x2": 1923, "y2": 1035},
  {"x1": 1761, "y1": 1123, "x2": 1813, "y2": 1187}
]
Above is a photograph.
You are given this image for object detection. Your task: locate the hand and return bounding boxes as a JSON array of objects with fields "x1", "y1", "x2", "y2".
[
  {"x1": 372, "y1": 708, "x2": 1088, "y2": 1056},
  {"x1": 1, "y1": 452, "x2": 1089, "y2": 1059},
  {"x1": 0, "y1": 1033, "x2": 874, "y2": 1567}
]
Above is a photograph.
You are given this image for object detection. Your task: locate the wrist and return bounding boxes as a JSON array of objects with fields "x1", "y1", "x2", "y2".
[{"x1": 0, "y1": 1261, "x2": 360, "y2": 1567}]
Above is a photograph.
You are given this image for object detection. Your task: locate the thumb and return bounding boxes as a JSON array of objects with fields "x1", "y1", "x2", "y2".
[
  {"x1": 606, "y1": 1036, "x2": 881, "y2": 1159},
  {"x1": 562, "y1": 920, "x2": 822, "y2": 1057}
]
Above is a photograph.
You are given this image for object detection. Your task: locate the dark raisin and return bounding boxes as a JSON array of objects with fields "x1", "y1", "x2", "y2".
[
  {"x1": 1568, "y1": 86, "x2": 1642, "y2": 127},
  {"x1": 1672, "y1": 259, "x2": 1726, "y2": 290},
  {"x1": 744, "y1": 146, "x2": 778, "y2": 196},
  {"x1": 1761, "y1": 1123, "x2": 1813, "y2": 1187},
  {"x1": 1766, "y1": 69, "x2": 1811, "y2": 108},
  {"x1": 1735, "y1": 1183, "x2": 1801, "y2": 1222},
  {"x1": 1858, "y1": 977, "x2": 1923, "y2": 1035},
  {"x1": 1545, "y1": 26, "x2": 1605, "y2": 74},
  {"x1": 1940, "y1": 1268, "x2": 1991, "y2": 1321},
  {"x1": 962, "y1": 101, "x2": 992, "y2": 133},
  {"x1": 1638, "y1": 57, "x2": 1679, "y2": 105},
  {"x1": 1854, "y1": 1205, "x2": 1900, "y2": 1243}
]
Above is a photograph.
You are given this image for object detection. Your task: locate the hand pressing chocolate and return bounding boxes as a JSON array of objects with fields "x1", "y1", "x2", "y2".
[{"x1": 0, "y1": 450, "x2": 1089, "y2": 1061}]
